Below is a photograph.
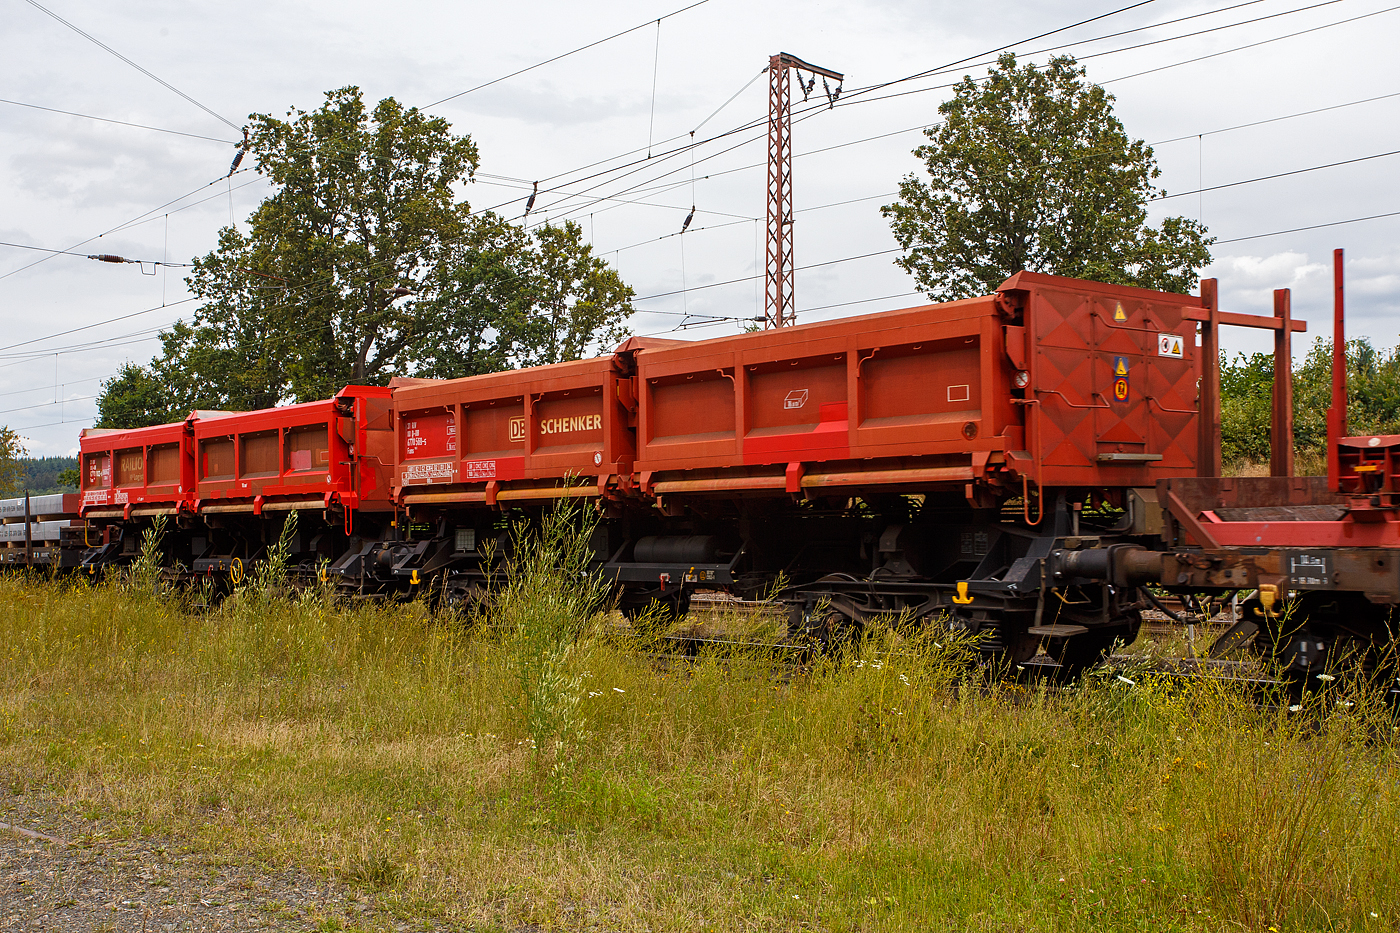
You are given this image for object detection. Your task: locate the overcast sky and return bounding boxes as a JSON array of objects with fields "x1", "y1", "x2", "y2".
[{"x1": 2, "y1": 0, "x2": 1397, "y2": 455}]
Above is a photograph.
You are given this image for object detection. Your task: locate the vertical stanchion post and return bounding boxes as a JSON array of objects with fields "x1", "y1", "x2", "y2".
[
  {"x1": 1270, "y1": 288, "x2": 1294, "y2": 477},
  {"x1": 1327, "y1": 248, "x2": 1346, "y2": 489},
  {"x1": 1197, "y1": 278, "x2": 1222, "y2": 478}
]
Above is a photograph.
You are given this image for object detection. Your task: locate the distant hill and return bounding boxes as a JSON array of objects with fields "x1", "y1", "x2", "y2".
[{"x1": 19, "y1": 456, "x2": 78, "y2": 494}]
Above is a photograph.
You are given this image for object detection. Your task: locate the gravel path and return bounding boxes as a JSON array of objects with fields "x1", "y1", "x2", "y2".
[{"x1": 1, "y1": 791, "x2": 422, "y2": 932}]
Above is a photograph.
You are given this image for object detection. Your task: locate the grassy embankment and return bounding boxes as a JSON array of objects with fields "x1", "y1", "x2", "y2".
[{"x1": 1, "y1": 515, "x2": 1397, "y2": 931}]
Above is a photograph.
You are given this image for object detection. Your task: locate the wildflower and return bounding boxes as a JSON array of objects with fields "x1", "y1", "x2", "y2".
[
  {"x1": 1116, "y1": 675, "x2": 1136, "y2": 686},
  {"x1": 587, "y1": 691, "x2": 602, "y2": 698},
  {"x1": 1288, "y1": 704, "x2": 1303, "y2": 712},
  {"x1": 1316, "y1": 673, "x2": 1335, "y2": 682},
  {"x1": 612, "y1": 687, "x2": 625, "y2": 693},
  {"x1": 1071, "y1": 763, "x2": 1080, "y2": 769}
]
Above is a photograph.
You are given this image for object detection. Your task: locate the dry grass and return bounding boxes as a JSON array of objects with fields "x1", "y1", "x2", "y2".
[
  {"x1": 1225, "y1": 448, "x2": 1327, "y2": 478},
  {"x1": 1, "y1": 572, "x2": 1398, "y2": 932}
]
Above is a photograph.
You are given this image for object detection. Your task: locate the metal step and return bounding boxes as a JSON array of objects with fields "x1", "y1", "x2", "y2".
[{"x1": 1027, "y1": 624, "x2": 1090, "y2": 638}]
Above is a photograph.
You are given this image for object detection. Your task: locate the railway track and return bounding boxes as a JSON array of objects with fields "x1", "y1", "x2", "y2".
[{"x1": 648, "y1": 591, "x2": 1400, "y2": 708}]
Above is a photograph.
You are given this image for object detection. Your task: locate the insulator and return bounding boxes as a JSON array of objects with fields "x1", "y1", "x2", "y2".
[
  {"x1": 88, "y1": 254, "x2": 127, "y2": 263},
  {"x1": 680, "y1": 207, "x2": 694, "y2": 234},
  {"x1": 228, "y1": 148, "x2": 245, "y2": 177},
  {"x1": 524, "y1": 181, "x2": 538, "y2": 216}
]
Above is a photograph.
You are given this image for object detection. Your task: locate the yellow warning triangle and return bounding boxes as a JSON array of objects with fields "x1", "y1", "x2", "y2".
[
  {"x1": 1115, "y1": 358, "x2": 1127, "y2": 376},
  {"x1": 1113, "y1": 302, "x2": 1127, "y2": 322}
]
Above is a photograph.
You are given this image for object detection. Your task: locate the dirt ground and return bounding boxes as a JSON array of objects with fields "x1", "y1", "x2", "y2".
[{"x1": 1, "y1": 790, "x2": 432, "y2": 933}]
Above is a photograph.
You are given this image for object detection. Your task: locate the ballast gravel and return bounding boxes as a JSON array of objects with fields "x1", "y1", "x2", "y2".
[{"x1": 0, "y1": 790, "x2": 434, "y2": 932}]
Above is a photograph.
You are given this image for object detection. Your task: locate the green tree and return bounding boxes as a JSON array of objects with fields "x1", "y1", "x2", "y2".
[
  {"x1": 95, "y1": 362, "x2": 183, "y2": 428},
  {"x1": 412, "y1": 216, "x2": 634, "y2": 379},
  {"x1": 882, "y1": 54, "x2": 1213, "y2": 300},
  {"x1": 0, "y1": 426, "x2": 26, "y2": 497},
  {"x1": 1219, "y1": 338, "x2": 1400, "y2": 473},
  {"x1": 98, "y1": 86, "x2": 633, "y2": 422},
  {"x1": 1219, "y1": 351, "x2": 1274, "y2": 465}
]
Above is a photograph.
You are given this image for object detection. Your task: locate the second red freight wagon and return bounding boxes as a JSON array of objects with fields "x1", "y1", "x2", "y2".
[{"x1": 629, "y1": 272, "x2": 1201, "y2": 504}]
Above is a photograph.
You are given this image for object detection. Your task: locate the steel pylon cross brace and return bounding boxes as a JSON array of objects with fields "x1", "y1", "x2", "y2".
[{"x1": 765, "y1": 53, "x2": 841, "y2": 329}]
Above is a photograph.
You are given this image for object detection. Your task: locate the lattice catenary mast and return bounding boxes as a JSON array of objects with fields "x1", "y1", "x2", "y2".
[{"x1": 765, "y1": 53, "x2": 842, "y2": 329}]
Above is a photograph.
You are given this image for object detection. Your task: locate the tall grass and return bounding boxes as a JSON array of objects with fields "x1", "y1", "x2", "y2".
[
  {"x1": 0, "y1": 558, "x2": 1396, "y2": 931},
  {"x1": 128, "y1": 513, "x2": 167, "y2": 592},
  {"x1": 486, "y1": 498, "x2": 610, "y2": 779}
]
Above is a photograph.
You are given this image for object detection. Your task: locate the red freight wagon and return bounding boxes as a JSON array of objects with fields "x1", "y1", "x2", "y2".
[
  {"x1": 192, "y1": 386, "x2": 392, "y2": 518},
  {"x1": 79, "y1": 419, "x2": 198, "y2": 520},
  {"x1": 631, "y1": 272, "x2": 1201, "y2": 502},
  {"x1": 391, "y1": 356, "x2": 636, "y2": 508}
]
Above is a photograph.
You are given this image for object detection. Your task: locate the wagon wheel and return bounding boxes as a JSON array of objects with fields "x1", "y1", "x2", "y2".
[
  {"x1": 977, "y1": 611, "x2": 1040, "y2": 671},
  {"x1": 1048, "y1": 631, "x2": 1117, "y2": 679},
  {"x1": 1001, "y1": 630, "x2": 1042, "y2": 667},
  {"x1": 785, "y1": 594, "x2": 865, "y2": 650},
  {"x1": 438, "y1": 578, "x2": 489, "y2": 618}
]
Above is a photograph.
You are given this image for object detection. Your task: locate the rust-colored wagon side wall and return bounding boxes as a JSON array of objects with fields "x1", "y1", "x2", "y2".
[{"x1": 632, "y1": 295, "x2": 1019, "y2": 486}]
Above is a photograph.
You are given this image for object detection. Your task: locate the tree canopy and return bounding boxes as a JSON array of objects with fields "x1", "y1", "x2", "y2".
[
  {"x1": 882, "y1": 54, "x2": 1213, "y2": 300},
  {"x1": 0, "y1": 427, "x2": 26, "y2": 498},
  {"x1": 98, "y1": 86, "x2": 633, "y2": 427}
]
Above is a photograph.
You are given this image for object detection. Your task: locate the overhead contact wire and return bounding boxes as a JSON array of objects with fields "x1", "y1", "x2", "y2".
[
  {"x1": 22, "y1": 0, "x2": 241, "y2": 131},
  {"x1": 0, "y1": 98, "x2": 237, "y2": 143},
  {"x1": 424, "y1": 0, "x2": 710, "y2": 109}
]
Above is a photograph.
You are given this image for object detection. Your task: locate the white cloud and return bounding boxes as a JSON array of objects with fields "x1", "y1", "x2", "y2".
[{"x1": 1215, "y1": 252, "x2": 1324, "y2": 287}]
